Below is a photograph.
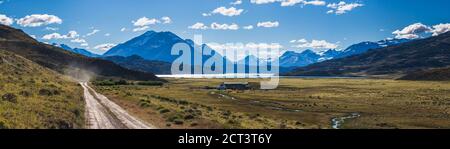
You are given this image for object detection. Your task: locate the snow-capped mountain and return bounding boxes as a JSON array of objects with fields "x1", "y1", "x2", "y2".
[
  {"x1": 278, "y1": 50, "x2": 322, "y2": 67},
  {"x1": 103, "y1": 31, "x2": 190, "y2": 62},
  {"x1": 102, "y1": 30, "x2": 413, "y2": 70},
  {"x1": 53, "y1": 43, "x2": 100, "y2": 57},
  {"x1": 336, "y1": 38, "x2": 411, "y2": 58}
]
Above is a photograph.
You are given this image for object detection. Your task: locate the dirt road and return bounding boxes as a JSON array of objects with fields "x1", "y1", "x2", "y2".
[{"x1": 80, "y1": 82, "x2": 155, "y2": 129}]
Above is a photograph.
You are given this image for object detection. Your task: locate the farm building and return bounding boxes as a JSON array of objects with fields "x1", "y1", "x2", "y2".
[{"x1": 217, "y1": 82, "x2": 250, "y2": 90}]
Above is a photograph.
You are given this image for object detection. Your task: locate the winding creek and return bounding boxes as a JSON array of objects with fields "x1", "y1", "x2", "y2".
[{"x1": 331, "y1": 113, "x2": 361, "y2": 129}]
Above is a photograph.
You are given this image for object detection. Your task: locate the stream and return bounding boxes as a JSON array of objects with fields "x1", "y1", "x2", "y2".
[{"x1": 331, "y1": 113, "x2": 361, "y2": 129}]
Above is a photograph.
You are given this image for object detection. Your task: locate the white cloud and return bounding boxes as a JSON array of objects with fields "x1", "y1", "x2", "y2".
[
  {"x1": 120, "y1": 28, "x2": 127, "y2": 32},
  {"x1": 303, "y1": 0, "x2": 326, "y2": 6},
  {"x1": 431, "y1": 23, "x2": 450, "y2": 36},
  {"x1": 65, "y1": 31, "x2": 79, "y2": 38},
  {"x1": 189, "y1": 22, "x2": 208, "y2": 30},
  {"x1": 243, "y1": 25, "x2": 254, "y2": 30},
  {"x1": 30, "y1": 35, "x2": 37, "y2": 39},
  {"x1": 0, "y1": 14, "x2": 13, "y2": 26},
  {"x1": 327, "y1": 1, "x2": 364, "y2": 15},
  {"x1": 161, "y1": 16, "x2": 172, "y2": 24},
  {"x1": 133, "y1": 17, "x2": 160, "y2": 27},
  {"x1": 292, "y1": 39, "x2": 339, "y2": 50},
  {"x1": 80, "y1": 43, "x2": 89, "y2": 47},
  {"x1": 281, "y1": 0, "x2": 326, "y2": 7},
  {"x1": 16, "y1": 14, "x2": 62, "y2": 27},
  {"x1": 189, "y1": 22, "x2": 242, "y2": 30},
  {"x1": 42, "y1": 33, "x2": 64, "y2": 40},
  {"x1": 211, "y1": 22, "x2": 239, "y2": 30},
  {"x1": 133, "y1": 26, "x2": 150, "y2": 32},
  {"x1": 250, "y1": 0, "x2": 280, "y2": 5},
  {"x1": 131, "y1": 16, "x2": 171, "y2": 32},
  {"x1": 392, "y1": 23, "x2": 450, "y2": 39},
  {"x1": 394, "y1": 34, "x2": 419, "y2": 39},
  {"x1": 281, "y1": 0, "x2": 303, "y2": 6},
  {"x1": 45, "y1": 27, "x2": 59, "y2": 31},
  {"x1": 104, "y1": 33, "x2": 111, "y2": 36},
  {"x1": 230, "y1": 0, "x2": 242, "y2": 5},
  {"x1": 85, "y1": 29, "x2": 100, "y2": 37},
  {"x1": 392, "y1": 23, "x2": 431, "y2": 39},
  {"x1": 251, "y1": 0, "x2": 325, "y2": 7},
  {"x1": 42, "y1": 30, "x2": 79, "y2": 40},
  {"x1": 290, "y1": 38, "x2": 307, "y2": 43},
  {"x1": 71, "y1": 38, "x2": 86, "y2": 43},
  {"x1": 202, "y1": 13, "x2": 212, "y2": 17},
  {"x1": 94, "y1": 43, "x2": 117, "y2": 51},
  {"x1": 257, "y1": 21, "x2": 279, "y2": 28},
  {"x1": 209, "y1": 7, "x2": 244, "y2": 17}
]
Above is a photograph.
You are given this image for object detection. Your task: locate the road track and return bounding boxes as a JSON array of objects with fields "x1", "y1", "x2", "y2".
[{"x1": 80, "y1": 82, "x2": 155, "y2": 129}]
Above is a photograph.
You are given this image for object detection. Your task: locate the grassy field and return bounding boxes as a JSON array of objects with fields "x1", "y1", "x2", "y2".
[
  {"x1": 93, "y1": 78, "x2": 450, "y2": 129},
  {"x1": 0, "y1": 50, "x2": 84, "y2": 129}
]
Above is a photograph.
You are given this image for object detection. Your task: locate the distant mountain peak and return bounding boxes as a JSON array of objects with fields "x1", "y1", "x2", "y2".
[
  {"x1": 53, "y1": 43, "x2": 100, "y2": 58},
  {"x1": 142, "y1": 30, "x2": 157, "y2": 36},
  {"x1": 102, "y1": 30, "x2": 192, "y2": 62}
]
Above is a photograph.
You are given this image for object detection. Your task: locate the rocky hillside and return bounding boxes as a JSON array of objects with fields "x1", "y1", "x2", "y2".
[
  {"x1": 0, "y1": 25, "x2": 162, "y2": 81},
  {"x1": 0, "y1": 50, "x2": 84, "y2": 128}
]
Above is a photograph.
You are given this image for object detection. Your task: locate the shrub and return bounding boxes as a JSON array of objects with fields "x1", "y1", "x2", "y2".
[
  {"x1": 2, "y1": 93, "x2": 17, "y2": 103},
  {"x1": 136, "y1": 81, "x2": 164, "y2": 86},
  {"x1": 174, "y1": 120, "x2": 184, "y2": 125},
  {"x1": 222, "y1": 110, "x2": 231, "y2": 116},
  {"x1": 138, "y1": 99, "x2": 151, "y2": 108},
  {"x1": 159, "y1": 109, "x2": 170, "y2": 114},
  {"x1": 184, "y1": 114, "x2": 195, "y2": 120},
  {"x1": 93, "y1": 79, "x2": 129, "y2": 86},
  {"x1": 39, "y1": 89, "x2": 51, "y2": 96},
  {"x1": 178, "y1": 100, "x2": 189, "y2": 105}
]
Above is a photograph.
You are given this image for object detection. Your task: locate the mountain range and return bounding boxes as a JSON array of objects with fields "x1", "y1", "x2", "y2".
[
  {"x1": 54, "y1": 43, "x2": 100, "y2": 58},
  {"x1": 51, "y1": 28, "x2": 448, "y2": 80},
  {"x1": 286, "y1": 32, "x2": 450, "y2": 77},
  {"x1": 96, "y1": 30, "x2": 411, "y2": 72}
]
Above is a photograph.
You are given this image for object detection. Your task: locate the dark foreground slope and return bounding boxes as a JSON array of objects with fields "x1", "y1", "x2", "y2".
[
  {"x1": 400, "y1": 67, "x2": 450, "y2": 81},
  {"x1": 0, "y1": 25, "x2": 161, "y2": 81},
  {"x1": 0, "y1": 50, "x2": 84, "y2": 128},
  {"x1": 286, "y1": 32, "x2": 450, "y2": 77}
]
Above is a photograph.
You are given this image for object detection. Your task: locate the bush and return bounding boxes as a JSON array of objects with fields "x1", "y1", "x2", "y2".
[
  {"x1": 222, "y1": 110, "x2": 231, "y2": 116},
  {"x1": 159, "y1": 109, "x2": 170, "y2": 114},
  {"x1": 93, "y1": 79, "x2": 129, "y2": 86},
  {"x1": 136, "y1": 81, "x2": 164, "y2": 86},
  {"x1": 138, "y1": 99, "x2": 152, "y2": 108},
  {"x1": 184, "y1": 114, "x2": 195, "y2": 120},
  {"x1": 174, "y1": 120, "x2": 184, "y2": 125},
  {"x1": 39, "y1": 89, "x2": 59, "y2": 96},
  {"x1": 2, "y1": 93, "x2": 17, "y2": 103}
]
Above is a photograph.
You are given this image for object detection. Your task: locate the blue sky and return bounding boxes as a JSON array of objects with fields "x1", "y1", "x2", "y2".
[{"x1": 0, "y1": 0, "x2": 449, "y2": 54}]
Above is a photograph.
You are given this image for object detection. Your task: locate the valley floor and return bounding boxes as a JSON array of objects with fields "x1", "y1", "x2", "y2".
[{"x1": 93, "y1": 78, "x2": 450, "y2": 129}]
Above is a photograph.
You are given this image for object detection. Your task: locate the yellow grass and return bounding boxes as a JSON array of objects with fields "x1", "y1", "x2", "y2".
[{"x1": 94, "y1": 78, "x2": 450, "y2": 129}]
